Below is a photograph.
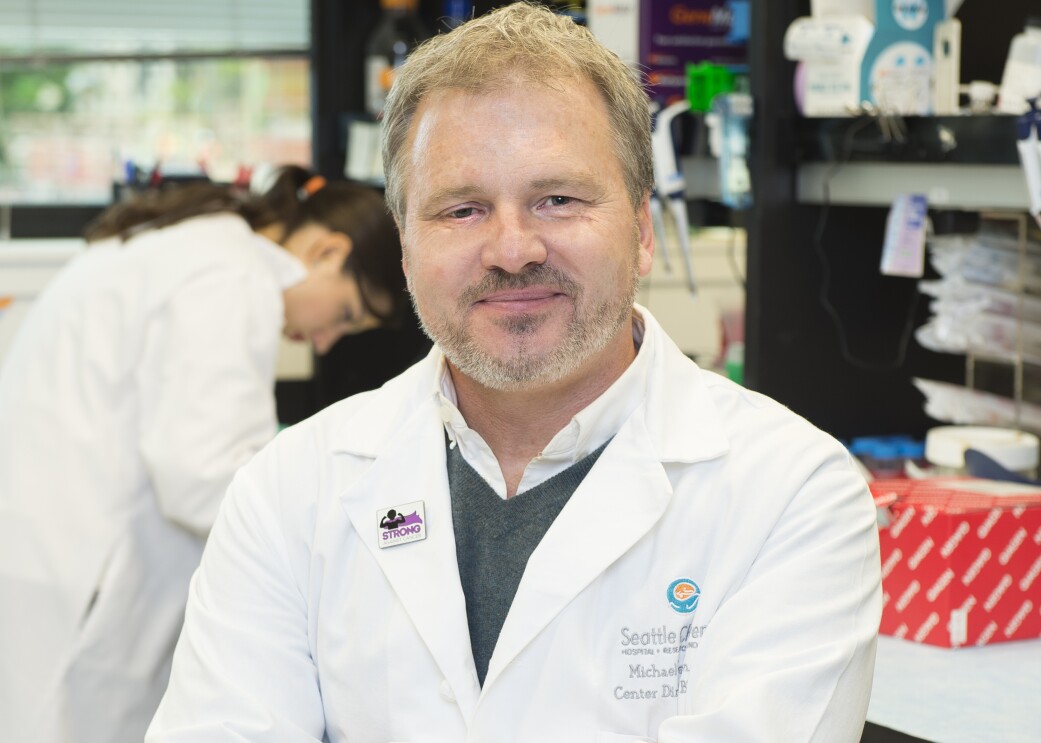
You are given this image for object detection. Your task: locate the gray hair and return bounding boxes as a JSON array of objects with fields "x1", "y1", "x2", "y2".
[{"x1": 381, "y1": 2, "x2": 653, "y2": 225}]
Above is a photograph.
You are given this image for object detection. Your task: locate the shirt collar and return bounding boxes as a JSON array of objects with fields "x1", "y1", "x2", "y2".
[{"x1": 433, "y1": 309, "x2": 652, "y2": 485}]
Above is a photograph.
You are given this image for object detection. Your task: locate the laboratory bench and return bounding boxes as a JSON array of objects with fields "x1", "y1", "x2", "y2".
[{"x1": 861, "y1": 635, "x2": 1041, "y2": 743}]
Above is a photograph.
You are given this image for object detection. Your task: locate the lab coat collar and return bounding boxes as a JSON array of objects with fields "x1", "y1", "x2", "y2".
[{"x1": 251, "y1": 231, "x2": 308, "y2": 290}]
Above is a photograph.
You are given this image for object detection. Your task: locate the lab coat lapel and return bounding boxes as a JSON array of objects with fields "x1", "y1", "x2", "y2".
[
  {"x1": 336, "y1": 400, "x2": 480, "y2": 721},
  {"x1": 482, "y1": 406, "x2": 673, "y2": 690}
]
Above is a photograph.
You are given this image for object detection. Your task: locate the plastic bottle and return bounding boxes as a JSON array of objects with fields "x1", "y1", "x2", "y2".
[
  {"x1": 997, "y1": 17, "x2": 1041, "y2": 115},
  {"x1": 710, "y1": 92, "x2": 753, "y2": 210},
  {"x1": 365, "y1": 0, "x2": 430, "y2": 118}
]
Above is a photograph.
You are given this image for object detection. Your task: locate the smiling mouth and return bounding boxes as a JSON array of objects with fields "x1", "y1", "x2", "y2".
[{"x1": 478, "y1": 288, "x2": 564, "y2": 306}]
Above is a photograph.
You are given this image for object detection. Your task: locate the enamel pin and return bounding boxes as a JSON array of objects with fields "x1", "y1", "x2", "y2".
[{"x1": 377, "y1": 500, "x2": 427, "y2": 549}]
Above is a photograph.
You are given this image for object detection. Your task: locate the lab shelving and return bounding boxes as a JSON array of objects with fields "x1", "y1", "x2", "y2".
[{"x1": 745, "y1": 0, "x2": 1036, "y2": 441}]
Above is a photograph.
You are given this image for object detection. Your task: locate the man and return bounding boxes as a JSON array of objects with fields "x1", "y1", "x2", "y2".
[{"x1": 148, "y1": 4, "x2": 882, "y2": 741}]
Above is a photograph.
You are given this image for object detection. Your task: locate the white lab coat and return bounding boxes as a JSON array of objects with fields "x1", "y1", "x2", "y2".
[
  {"x1": 149, "y1": 307, "x2": 882, "y2": 743},
  {"x1": 0, "y1": 214, "x2": 299, "y2": 743}
]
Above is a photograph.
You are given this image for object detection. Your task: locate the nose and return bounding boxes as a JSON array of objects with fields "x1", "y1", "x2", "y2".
[{"x1": 481, "y1": 206, "x2": 548, "y2": 274}]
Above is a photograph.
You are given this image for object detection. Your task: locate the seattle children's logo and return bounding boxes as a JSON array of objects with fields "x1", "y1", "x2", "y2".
[
  {"x1": 377, "y1": 501, "x2": 426, "y2": 549},
  {"x1": 667, "y1": 578, "x2": 701, "y2": 614}
]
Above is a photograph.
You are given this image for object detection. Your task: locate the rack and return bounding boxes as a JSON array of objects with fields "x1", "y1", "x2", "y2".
[{"x1": 963, "y1": 212, "x2": 1035, "y2": 429}]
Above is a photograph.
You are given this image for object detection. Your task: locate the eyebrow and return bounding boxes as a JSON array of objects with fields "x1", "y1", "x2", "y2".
[
  {"x1": 419, "y1": 185, "x2": 482, "y2": 213},
  {"x1": 529, "y1": 175, "x2": 603, "y2": 195},
  {"x1": 419, "y1": 174, "x2": 605, "y2": 214}
]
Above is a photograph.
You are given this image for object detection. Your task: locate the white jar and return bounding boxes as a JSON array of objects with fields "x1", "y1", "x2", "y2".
[
  {"x1": 924, "y1": 425, "x2": 1040, "y2": 478},
  {"x1": 997, "y1": 18, "x2": 1041, "y2": 114}
]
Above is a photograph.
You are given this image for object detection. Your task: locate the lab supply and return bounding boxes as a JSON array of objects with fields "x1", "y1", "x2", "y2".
[
  {"x1": 344, "y1": 118, "x2": 384, "y2": 182},
  {"x1": 996, "y1": 17, "x2": 1041, "y2": 115},
  {"x1": 811, "y1": 0, "x2": 874, "y2": 19},
  {"x1": 849, "y1": 435, "x2": 929, "y2": 479},
  {"x1": 784, "y1": 14, "x2": 875, "y2": 116},
  {"x1": 924, "y1": 425, "x2": 1040, "y2": 476},
  {"x1": 963, "y1": 448, "x2": 1039, "y2": 485},
  {"x1": 880, "y1": 193, "x2": 928, "y2": 277},
  {"x1": 850, "y1": 437, "x2": 906, "y2": 479},
  {"x1": 710, "y1": 92, "x2": 753, "y2": 210},
  {"x1": 724, "y1": 339, "x2": 744, "y2": 384},
  {"x1": 365, "y1": 0, "x2": 430, "y2": 117},
  {"x1": 919, "y1": 277, "x2": 1041, "y2": 325},
  {"x1": 871, "y1": 477, "x2": 1041, "y2": 647},
  {"x1": 651, "y1": 100, "x2": 697, "y2": 293},
  {"x1": 926, "y1": 231, "x2": 1041, "y2": 294},
  {"x1": 860, "y1": 0, "x2": 946, "y2": 115},
  {"x1": 961, "y1": 79, "x2": 999, "y2": 113},
  {"x1": 916, "y1": 310, "x2": 1041, "y2": 364},
  {"x1": 685, "y1": 62, "x2": 735, "y2": 114},
  {"x1": 914, "y1": 377, "x2": 1041, "y2": 433},
  {"x1": 932, "y1": 18, "x2": 961, "y2": 114},
  {"x1": 1016, "y1": 103, "x2": 1041, "y2": 228}
]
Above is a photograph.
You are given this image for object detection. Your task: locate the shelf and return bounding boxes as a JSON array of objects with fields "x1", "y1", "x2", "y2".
[
  {"x1": 797, "y1": 162, "x2": 1029, "y2": 210},
  {"x1": 793, "y1": 114, "x2": 1031, "y2": 210},
  {"x1": 795, "y1": 115, "x2": 1021, "y2": 166}
]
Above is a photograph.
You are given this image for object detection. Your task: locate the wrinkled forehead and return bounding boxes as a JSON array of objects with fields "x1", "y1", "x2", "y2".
[{"x1": 405, "y1": 72, "x2": 602, "y2": 157}]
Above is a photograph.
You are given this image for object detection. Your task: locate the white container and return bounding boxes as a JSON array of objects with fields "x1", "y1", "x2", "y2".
[
  {"x1": 925, "y1": 425, "x2": 1040, "y2": 476},
  {"x1": 996, "y1": 19, "x2": 1041, "y2": 114}
]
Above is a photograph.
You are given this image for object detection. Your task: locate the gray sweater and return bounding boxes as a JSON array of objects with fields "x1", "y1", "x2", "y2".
[{"x1": 447, "y1": 437, "x2": 609, "y2": 685}]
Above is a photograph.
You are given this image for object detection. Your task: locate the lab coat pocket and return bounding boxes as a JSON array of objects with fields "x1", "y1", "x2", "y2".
[{"x1": 596, "y1": 734, "x2": 656, "y2": 743}]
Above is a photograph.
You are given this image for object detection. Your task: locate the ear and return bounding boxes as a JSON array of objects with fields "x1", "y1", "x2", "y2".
[
  {"x1": 314, "y1": 232, "x2": 353, "y2": 269},
  {"x1": 636, "y1": 193, "x2": 655, "y2": 277},
  {"x1": 395, "y1": 216, "x2": 411, "y2": 280}
]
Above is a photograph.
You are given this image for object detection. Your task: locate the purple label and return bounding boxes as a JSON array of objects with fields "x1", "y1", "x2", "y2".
[{"x1": 640, "y1": 1, "x2": 749, "y2": 104}]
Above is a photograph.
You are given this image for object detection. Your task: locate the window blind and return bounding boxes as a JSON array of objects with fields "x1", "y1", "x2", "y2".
[{"x1": 0, "y1": 0, "x2": 309, "y2": 58}]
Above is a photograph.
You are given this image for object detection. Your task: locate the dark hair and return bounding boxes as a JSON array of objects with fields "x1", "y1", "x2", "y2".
[{"x1": 82, "y1": 166, "x2": 408, "y2": 325}]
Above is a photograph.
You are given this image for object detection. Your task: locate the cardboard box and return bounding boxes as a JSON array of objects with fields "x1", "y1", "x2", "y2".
[{"x1": 871, "y1": 478, "x2": 1041, "y2": 647}]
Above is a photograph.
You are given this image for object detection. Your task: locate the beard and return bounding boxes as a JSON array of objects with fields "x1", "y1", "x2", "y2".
[{"x1": 409, "y1": 244, "x2": 641, "y2": 392}]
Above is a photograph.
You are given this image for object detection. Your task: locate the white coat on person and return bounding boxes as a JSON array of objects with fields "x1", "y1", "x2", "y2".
[
  {"x1": 0, "y1": 213, "x2": 304, "y2": 743},
  {"x1": 148, "y1": 305, "x2": 883, "y2": 743}
]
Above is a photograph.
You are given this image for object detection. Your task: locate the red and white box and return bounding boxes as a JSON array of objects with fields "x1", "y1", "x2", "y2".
[{"x1": 871, "y1": 478, "x2": 1041, "y2": 647}]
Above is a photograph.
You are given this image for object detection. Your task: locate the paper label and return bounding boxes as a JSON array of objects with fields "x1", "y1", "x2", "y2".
[{"x1": 880, "y1": 193, "x2": 928, "y2": 277}]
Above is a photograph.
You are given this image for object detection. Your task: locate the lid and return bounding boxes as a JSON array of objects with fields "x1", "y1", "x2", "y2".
[
  {"x1": 873, "y1": 442, "x2": 900, "y2": 459},
  {"x1": 925, "y1": 425, "x2": 1040, "y2": 472},
  {"x1": 848, "y1": 437, "x2": 878, "y2": 456}
]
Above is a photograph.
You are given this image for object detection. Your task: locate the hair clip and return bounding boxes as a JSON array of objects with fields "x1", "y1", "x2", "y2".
[{"x1": 297, "y1": 175, "x2": 327, "y2": 201}]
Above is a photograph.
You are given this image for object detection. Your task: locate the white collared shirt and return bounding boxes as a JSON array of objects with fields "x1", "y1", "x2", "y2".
[{"x1": 434, "y1": 311, "x2": 650, "y2": 498}]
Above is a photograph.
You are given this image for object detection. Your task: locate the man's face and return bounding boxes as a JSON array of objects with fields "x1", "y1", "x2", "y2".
[{"x1": 400, "y1": 77, "x2": 654, "y2": 392}]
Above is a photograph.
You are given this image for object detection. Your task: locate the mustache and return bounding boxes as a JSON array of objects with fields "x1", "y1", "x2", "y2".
[{"x1": 459, "y1": 264, "x2": 580, "y2": 306}]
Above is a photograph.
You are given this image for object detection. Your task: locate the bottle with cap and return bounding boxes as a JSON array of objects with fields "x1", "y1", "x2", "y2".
[
  {"x1": 365, "y1": 0, "x2": 430, "y2": 118},
  {"x1": 997, "y1": 17, "x2": 1041, "y2": 115}
]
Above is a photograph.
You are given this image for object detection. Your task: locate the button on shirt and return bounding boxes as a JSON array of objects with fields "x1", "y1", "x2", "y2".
[{"x1": 435, "y1": 311, "x2": 650, "y2": 498}]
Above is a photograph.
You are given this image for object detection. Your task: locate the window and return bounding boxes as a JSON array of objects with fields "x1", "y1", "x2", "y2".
[{"x1": 0, "y1": 0, "x2": 310, "y2": 205}]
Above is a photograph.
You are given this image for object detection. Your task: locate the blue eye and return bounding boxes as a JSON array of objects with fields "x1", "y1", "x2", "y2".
[
  {"x1": 547, "y1": 196, "x2": 572, "y2": 206},
  {"x1": 448, "y1": 207, "x2": 476, "y2": 219}
]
